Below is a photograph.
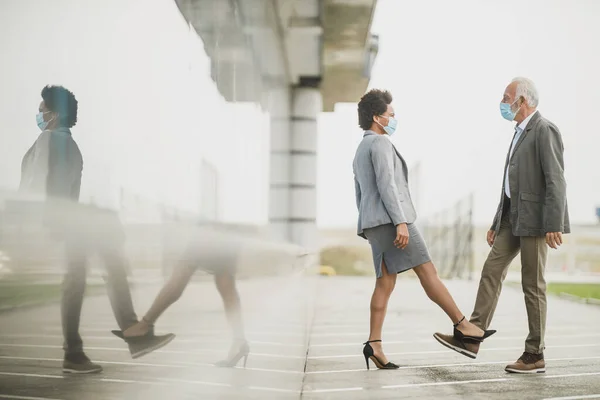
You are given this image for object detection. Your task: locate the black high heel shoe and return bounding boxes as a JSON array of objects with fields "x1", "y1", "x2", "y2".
[
  {"x1": 453, "y1": 316, "x2": 496, "y2": 342},
  {"x1": 215, "y1": 341, "x2": 250, "y2": 368},
  {"x1": 362, "y1": 340, "x2": 399, "y2": 370}
]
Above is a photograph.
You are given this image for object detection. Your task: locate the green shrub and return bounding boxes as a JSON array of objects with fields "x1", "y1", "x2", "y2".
[{"x1": 319, "y1": 246, "x2": 373, "y2": 276}]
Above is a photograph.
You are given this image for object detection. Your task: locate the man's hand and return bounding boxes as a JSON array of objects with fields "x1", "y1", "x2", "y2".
[
  {"x1": 546, "y1": 232, "x2": 563, "y2": 249},
  {"x1": 486, "y1": 230, "x2": 496, "y2": 247},
  {"x1": 394, "y1": 223, "x2": 409, "y2": 249}
]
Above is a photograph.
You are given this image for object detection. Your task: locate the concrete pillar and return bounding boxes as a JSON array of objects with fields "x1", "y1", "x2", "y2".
[
  {"x1": 268, "y1": 85, "x2": 292, "y2": 242},
  {"x1": 289, "y1": 86, "x2": 321, "y2": 250},
  {"x1": 269, "y1": 85, "x2": 321, "y2": 251}
]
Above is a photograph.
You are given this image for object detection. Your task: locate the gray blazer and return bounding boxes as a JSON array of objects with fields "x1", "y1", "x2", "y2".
[
  {"x1": 20, "y1": 127, "x2": 82, "y2": 201},
  {"x1": 491, "y1": 111, "x2": 570, "y2": 236},
  {"x1": 353, "y1": 131, "x2": 417, "y2": 238}
]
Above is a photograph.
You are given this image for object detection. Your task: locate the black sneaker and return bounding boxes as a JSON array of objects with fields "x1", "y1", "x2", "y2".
[{"x1": 63, "y1": 352, "x2": 103, "y2": 374}]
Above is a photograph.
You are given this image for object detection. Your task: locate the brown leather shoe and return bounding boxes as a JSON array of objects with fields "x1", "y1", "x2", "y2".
[
  {"x1": 433, "y1": 332, "x2": 480, "y2": 359},
  {"x1": 505, "y1": 352, "x2": 545, "y2": 374}
]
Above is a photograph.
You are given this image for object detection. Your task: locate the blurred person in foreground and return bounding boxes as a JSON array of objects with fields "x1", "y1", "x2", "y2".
[
  {"x1": 112, "y1": 225, "x2": 249, "y2": 367},
  {"x1": 434, "y1": 78, "x2": 569, "y2": 374},
  {"x1": 19, "y1": 85, "x2": 174, "y2": 374},
  {"x1": 353, "y1": 89, "x2": 495, "y2": 370}
]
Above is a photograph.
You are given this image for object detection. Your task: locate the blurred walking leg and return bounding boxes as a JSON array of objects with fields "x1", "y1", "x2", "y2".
[
  {"x1": 61, "y1": 238, "x2": 102, "y2": 373},
  {"x1": 123, "y1": 264, "x2": 195, "y2": 337},
  {"x1": 101, "y1": 247, "x2": 138, "y2": 331},
  {"x1": 214, "y1": 271, "x2": 249, "y2": 367}
]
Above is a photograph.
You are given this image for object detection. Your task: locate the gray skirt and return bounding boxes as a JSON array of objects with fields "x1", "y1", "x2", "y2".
[{"x1": 363, "y1": 223, "x2": 431, "y2": 278}]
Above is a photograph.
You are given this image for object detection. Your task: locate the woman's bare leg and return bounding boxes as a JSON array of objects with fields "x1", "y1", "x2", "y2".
[
  {"x1": 413, "y1": 261, "x2": 484, "y2": 336},
  {"x1": 123, "y1": 265, "x2": 195, "y2": 337},
  {"x1": 214, "y1": 272, "x2": 245, "y2": 346},
  {"x1": 368, "y1": 259, "x2": 397, "y2": 364}
]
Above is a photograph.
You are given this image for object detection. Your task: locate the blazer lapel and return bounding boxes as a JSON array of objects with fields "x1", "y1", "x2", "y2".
[
  {"x1": 510, "y1": 111, "x2": 542, "y2": 160},
  {"x1": 391, "y1": 143, "x2": 409, "y2": 181},
  {"x1": 363, "y1": 130, "x2": 409, "y2": 180}
]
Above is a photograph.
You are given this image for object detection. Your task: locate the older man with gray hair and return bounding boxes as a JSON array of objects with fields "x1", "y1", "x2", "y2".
[{"x1": 434, "y1": 77, "x2": 569, "y2": 374}]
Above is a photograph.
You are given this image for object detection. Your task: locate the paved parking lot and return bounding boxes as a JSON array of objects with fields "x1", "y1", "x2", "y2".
[{"x1": 0, "y1": 275, "x2": 599, "y2": 399}]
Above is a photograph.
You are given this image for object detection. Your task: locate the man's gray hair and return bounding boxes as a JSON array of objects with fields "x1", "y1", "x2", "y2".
[{"x1": 512, "y1": 77, "x2": 539, "y2": 107}]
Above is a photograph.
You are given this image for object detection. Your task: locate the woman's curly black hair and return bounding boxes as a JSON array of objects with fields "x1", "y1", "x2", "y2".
[
  {"x1": 41, "y1": 85, "x2": 78, "y2": 128},
  {"x1": 357, "y1": 89, "x2": 392, "y2": 130}
]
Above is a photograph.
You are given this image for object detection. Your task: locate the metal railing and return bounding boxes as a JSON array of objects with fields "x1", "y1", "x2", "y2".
[{"x1": 422, "y1": 193, "x2": 475, "y2": 280}]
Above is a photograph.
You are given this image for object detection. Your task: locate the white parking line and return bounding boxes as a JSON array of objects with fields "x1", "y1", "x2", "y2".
[
  {"x1": 0, "y1": 372, "x2": 62, "y2": 380},
  {"x1": 235, "y1": 366, "x2": 302, "y2": 374},
  {"x1": 0, "y1": 343, "x2": 304, "y2": 359},
  {"x1": 305, "y1": 355, "x2": 600, "y2": 374},
  {"x1": 151, "y1": 377, "x2": 232, "y2": 388},
  {"x1": 0, "y1": 370, "x2": 300, "y2": 392},
  {"x1": 543, "y1": 372, "x2": 600, "y2": 379},
  {"x1": 543, "y1": 395, "x2": 600, "y2": 400},
  {"x1": 382, "y1": 377, "x2": 510, "y2": 389},
  {"x1": 0, "y1": 395, "x2": 63, "y2": 400},
  {"x1": 0, "y1": 356, "x2": 303, "y2": 375},
  {"x1": 0, "y1": 334, "x2": 303, "y2": 347},
  {"x1": 309, "y1": 333, "x2": 600, "y2": 347},
  {"x1": 0, "y1": 334, "x2": 119, "y2": 341},
  {"x1": 39, "y1": 325, "x2": 585, "y2": 339},
  {"x1": 0, "y1": 356, "x2": 197, "y2": 369},
  {"x1": 248, "y1": 386, "x2": 300, "y2": 394},
  {"x1": 308, "y1": 343, "x2": 600, "y2": 359},
  {"x1": 308, "y1": 325, "x2": 587, "y2": 338},
  {"x1": 0, "y1": 370, "x2": 231, "y2": 388},
  {"x1": 101, "y1": 378, "x2": 162, "y2": 385},
  {"x1": 303, "y1": 387, "x2": 363, "y2": 394},
  {"x1": 43, "y1": 327, "x2": 307, "y2": 337},
  {"x1": 310, "y1": 339, "x2": 432, "y2": 347}
]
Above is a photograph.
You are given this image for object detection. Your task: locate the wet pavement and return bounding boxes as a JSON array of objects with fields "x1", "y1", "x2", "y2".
[{"x1": 0, "y1": 275, "x2": 599, "y2": 399}]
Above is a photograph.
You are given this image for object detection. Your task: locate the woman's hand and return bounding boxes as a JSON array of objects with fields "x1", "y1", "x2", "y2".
[{"x1": 394, "y1": 223, "x2": 409, "y2": 249}]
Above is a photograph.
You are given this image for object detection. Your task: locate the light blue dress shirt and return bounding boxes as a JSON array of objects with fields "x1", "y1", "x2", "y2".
[{"x1": 504, "y1": 110, "x2": 538, "y2": 198}]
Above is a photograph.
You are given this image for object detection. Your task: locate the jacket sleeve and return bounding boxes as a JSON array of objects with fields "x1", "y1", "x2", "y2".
[
  {"x1": 46, "y1": 133, "x2": 75, "y2": 199},
  {"x1": 26, "y1": 131, "x2": 52, "y2": 196},
  {"x1": 490, "y1": 196, "x2": 502, "y2": 231},
  {"x1": 370, "y1": 137, "x2": 407, "y2": 225},
  {"x1": 354, "y1": 175, "x2": 361, "y2": 211},
  {"x1": 539, "y1": 123, "x2": 567, "y2": 233}
]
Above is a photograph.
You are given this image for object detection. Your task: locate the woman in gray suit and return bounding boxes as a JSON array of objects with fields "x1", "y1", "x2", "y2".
[{"x1": 353, "y1": 89, "x2": 495, "y2": 369}]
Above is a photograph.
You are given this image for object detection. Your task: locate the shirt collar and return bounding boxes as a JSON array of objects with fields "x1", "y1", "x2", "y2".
[
  {"x1": 364, "y1": 130, "x2": 391, "y2": 140},
  {"x1": 516, "y1": 109, "x2": 538, "y2": 132}
]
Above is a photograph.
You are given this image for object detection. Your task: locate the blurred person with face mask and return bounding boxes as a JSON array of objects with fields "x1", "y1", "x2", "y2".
[{"x1": 19, "y1": 85, "x2": 174, "y2": 374}]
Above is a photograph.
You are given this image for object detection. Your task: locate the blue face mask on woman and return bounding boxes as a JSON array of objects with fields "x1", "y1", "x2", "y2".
[
  {"x1": 36, "y1": 111, "x2": 53, "y2": 131},
  {"x1": 377, "y1": 115, "x2": 398, "y2": 136}
]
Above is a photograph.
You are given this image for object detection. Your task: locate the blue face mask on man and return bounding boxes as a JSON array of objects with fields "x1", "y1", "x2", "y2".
[
  {"x1": 499, "y1": 99, "x2": 521, "y2": 121},
  {"x1": 376, "y1": 115, "x2": 398, "y2": 136}
]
